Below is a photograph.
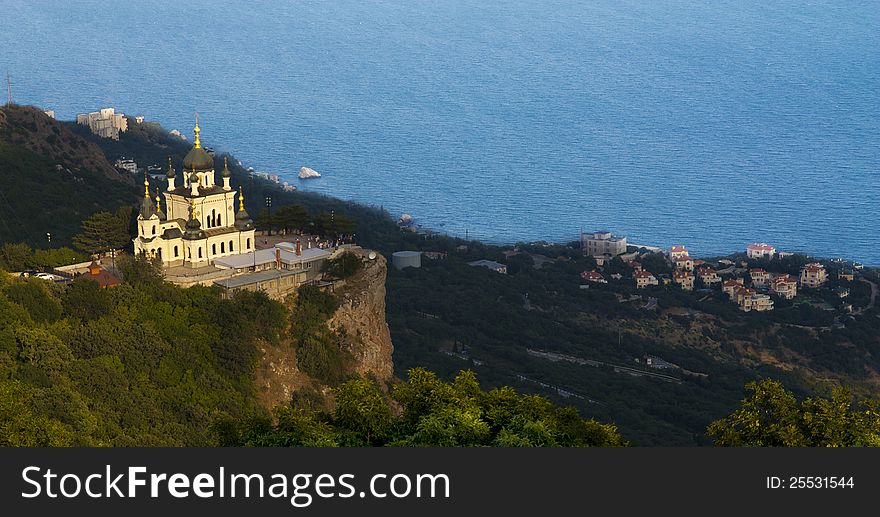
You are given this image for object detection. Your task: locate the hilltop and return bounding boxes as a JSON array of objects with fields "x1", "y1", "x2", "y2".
[{"x1": 0, "y1": 106, "x2": 136, "y2": 246}]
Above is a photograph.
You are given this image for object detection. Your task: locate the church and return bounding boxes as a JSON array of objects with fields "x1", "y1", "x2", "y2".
[{"x1": 133, "y1": 116, "x2": 256, "y2": 268}]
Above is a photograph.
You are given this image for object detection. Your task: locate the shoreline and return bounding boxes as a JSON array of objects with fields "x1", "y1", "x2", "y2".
[{"x1": 46, "y1": 109, "x2": 880, "y2": 268}]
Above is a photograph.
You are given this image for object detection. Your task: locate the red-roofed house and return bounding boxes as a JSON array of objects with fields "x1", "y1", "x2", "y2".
[
  {"x1": 770, "y1": 274, "x2": 797, "y2": 299},
  {"x1": 673, "y1": 270, "x2": 694, "y2": 291},
  {"x1": 83, "y1": 260, "x2": 121, "y2": 288},
  {"x1": 749, "y1": 268, "x2": 770, "y2": 288},
  {"x1": 733, "y1": 286, "x2": 757, "y2": 306},
  {"x1": 800, "y1": 263, "x2": 827, "y2": 288},
  {"x1": 747, "y1": 243, "x2": 776, "y2": 259},
  {"x1": 723, "y1": 279, "x2": 745, "y2": 298},
  {"x1": 673, "y1": 256, "x2": 695, "y2": 271},
  {"x1": 581, "y1": 271, "x2": 607, "y2": 284},
  {"x1": 696, "y1": 267, "x2": 721, "y2": 287},
  {"x1": 669, "y1": 245, "x2": 689, "y2": 260},
  {"x1": 629, "y1": 261, "x2": 643, "y2": 272},
  {"x1": 633, "y1": 270, "x2": 658, "y2": 289}
]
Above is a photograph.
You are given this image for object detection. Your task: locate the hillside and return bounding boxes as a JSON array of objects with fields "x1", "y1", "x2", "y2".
[
  {"x1": 3, "y1": 107, "x2": 877, "y2": 445},
  {"x1": 0, "y1": 109, "x2": 625, "y2": 447},
  {"x1": 0, "y1": 106, "x2": 136, "y2": 246},
  {"x1": 384, "y1": 245, "x2": 880, "y2": 445}
]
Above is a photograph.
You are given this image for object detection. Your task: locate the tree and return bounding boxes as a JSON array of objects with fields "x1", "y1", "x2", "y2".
[
  {"x1": 605, "y1": 256, "x2": 629, "y2": 276},
  {"x1": 273, "y1": 205, "x2": 309, "y2": 234},
  {"x1": 0, "y1": 380, "x2": 74, "y2": 447},
  {"x1": 640, "y1": 252, "x2": 671, "y2": 276},
  {"x1": 333, "y1": 378, "x2": 393, "y2": 445},
  {"x1": 72, "y1": 211, "x2": 130, "y2": 255},
  {"x1": 707, "y1": 379, "x2": 880, "y2": 447},
  {"x1": 0, "y1": 243, "x2": 33, "y2": 272},
  {"x1": 313, "y1": 211, "x2": 355, "y2": 238},
  {"x1": 4, "y1": 280, "x2": 63, "y2": 323},
  {"x1": 322, "y1": 252, "x2": 362, "y2": 279},
  {"x1": 256, "y1": 208, "x2": 275, "y2": 234},
  {"x1": 31, "y1": 247, "x2": 88, "y2": 269},
  {"x1": 116, "y1": 253, "x2": 164, "y2": 286},
  {"x1": 218, "y1": 368, "x2": 627, "y2": 447}
]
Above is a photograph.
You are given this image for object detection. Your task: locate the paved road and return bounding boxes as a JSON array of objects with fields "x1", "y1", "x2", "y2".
[{"x1": 858, "y1": 278, "x2": 878, "y2": 313}]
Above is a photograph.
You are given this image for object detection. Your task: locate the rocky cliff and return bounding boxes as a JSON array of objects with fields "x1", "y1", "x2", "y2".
[
  {"x1": 327, "y1": 249, "x2": 395, "y2": 382},
  {"x1": 255, "y1": 248, "x2": 394, "y2": 409}
]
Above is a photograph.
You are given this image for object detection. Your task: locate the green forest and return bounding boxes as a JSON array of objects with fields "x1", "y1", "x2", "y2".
[{"x1": 0, "y1": 256, "x2": 626, "y2": 447}]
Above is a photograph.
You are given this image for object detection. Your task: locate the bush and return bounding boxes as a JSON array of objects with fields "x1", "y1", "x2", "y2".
[{"x1": 322, "y1": 252, "x2": 362, "y2": 280}]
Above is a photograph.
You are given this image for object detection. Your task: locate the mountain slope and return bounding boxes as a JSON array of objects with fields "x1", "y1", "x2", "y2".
[{"x1": 0, "y1": 106, "x2": 137, "y2": 246}]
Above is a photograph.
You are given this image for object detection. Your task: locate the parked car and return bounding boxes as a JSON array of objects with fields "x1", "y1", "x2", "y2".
[
  {"x1": 19, "y1": 270, "x2": 39, "y2": 278},
  {"x1": 34, "y1": 272, "x2": 60, "y2": 281}
]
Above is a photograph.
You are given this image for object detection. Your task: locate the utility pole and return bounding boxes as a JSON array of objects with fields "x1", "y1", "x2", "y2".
[{"x1": 6, "y1": 72, "x2": 11, "y2": 107}]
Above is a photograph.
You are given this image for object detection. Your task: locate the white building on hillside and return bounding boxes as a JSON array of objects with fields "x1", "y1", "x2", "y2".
[
  {"x1": 581, "y1": 230, "x2": 627, "y2": 257},
  {"x1": 76, "y1": 107, "x2": 129, "y2": 140},
  {"x1": 747, "y1": 243, "x2": 776, "y2": 259}
]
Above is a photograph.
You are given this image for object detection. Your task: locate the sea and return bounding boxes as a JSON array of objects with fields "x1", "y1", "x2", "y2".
[{"x1": 2, "y1": 0, "x2": 878, "y2": 263}]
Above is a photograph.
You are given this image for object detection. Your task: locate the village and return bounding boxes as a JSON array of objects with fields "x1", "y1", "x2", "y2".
[{"x1": 572, "y1": 231, "x2": 867, "y2": 315}]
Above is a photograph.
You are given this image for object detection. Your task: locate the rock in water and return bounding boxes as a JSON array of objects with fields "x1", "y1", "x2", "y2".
[{"x1": 299, "y1": 166, "x2": 321, "y2": 179}]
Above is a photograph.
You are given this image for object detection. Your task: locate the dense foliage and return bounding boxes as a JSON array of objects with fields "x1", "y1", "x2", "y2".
[
  {"x1": 1, "y1": 259, "x2": 627, "y2": 447},
  {"x1": 0, "y1": 242, "x2": 88, "y2": 272},
  {"x1": 322, "y1": 252, "x2": 362, "y2": 280},
  {"x1": 708, "y1": 379, "x2": 880, "y2": 447},
  {"x1": 290, "y1": 285, "x2": 352, "y2": 385},
  {"x1": 72, "y1": 209, "x2": 132, "y2": 255},
  {"x1": 0, "y1": 260, "x2": 286, "y2": 446},
  {"x1": 218, "y1": 369, "x2": 626, "y2": 447}
]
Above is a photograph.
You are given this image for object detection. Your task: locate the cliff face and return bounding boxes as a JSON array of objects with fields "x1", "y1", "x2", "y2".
[
  {"x1": 255, "y1": 248, "x2": 394, "y2": 409},
  {"x1": 327, "y1": 249, "x2": 395, "y2": 382}
]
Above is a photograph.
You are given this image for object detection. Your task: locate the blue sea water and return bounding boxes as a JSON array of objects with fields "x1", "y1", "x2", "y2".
[{"x1": 2, "y1": 0, "x2": 878, "y2": 263}]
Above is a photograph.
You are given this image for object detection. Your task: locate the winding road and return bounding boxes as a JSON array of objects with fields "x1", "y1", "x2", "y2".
[{"x1": 859, "y1": 278, "x2": 878, "y2": 312}]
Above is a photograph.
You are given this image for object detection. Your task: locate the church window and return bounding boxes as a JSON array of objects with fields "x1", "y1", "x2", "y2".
[
  {"x1": 152, "y1": 225, "x2": 156, "y2": 235},
  {"x1": 246, "y1": 238, "x2": 251, "y2": 250},
  {"x1": 212, "y1": 243, "x2": 217, "y2": 255},
  {"x1": 198, "y1": 247, "x2": 202, "y2": 259},
  {"x1": 217, "y1": 214, "x2": 222, "y2": 226},
  {"x1": 174, "y1": 246, "x2": 179, "y2": 257},
  {"x1": 221, "y1": 242, "x2": 225, "y2": 253},
  {"x1": 229, "y1": 241, "x2": 234, "y2": 252}
]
